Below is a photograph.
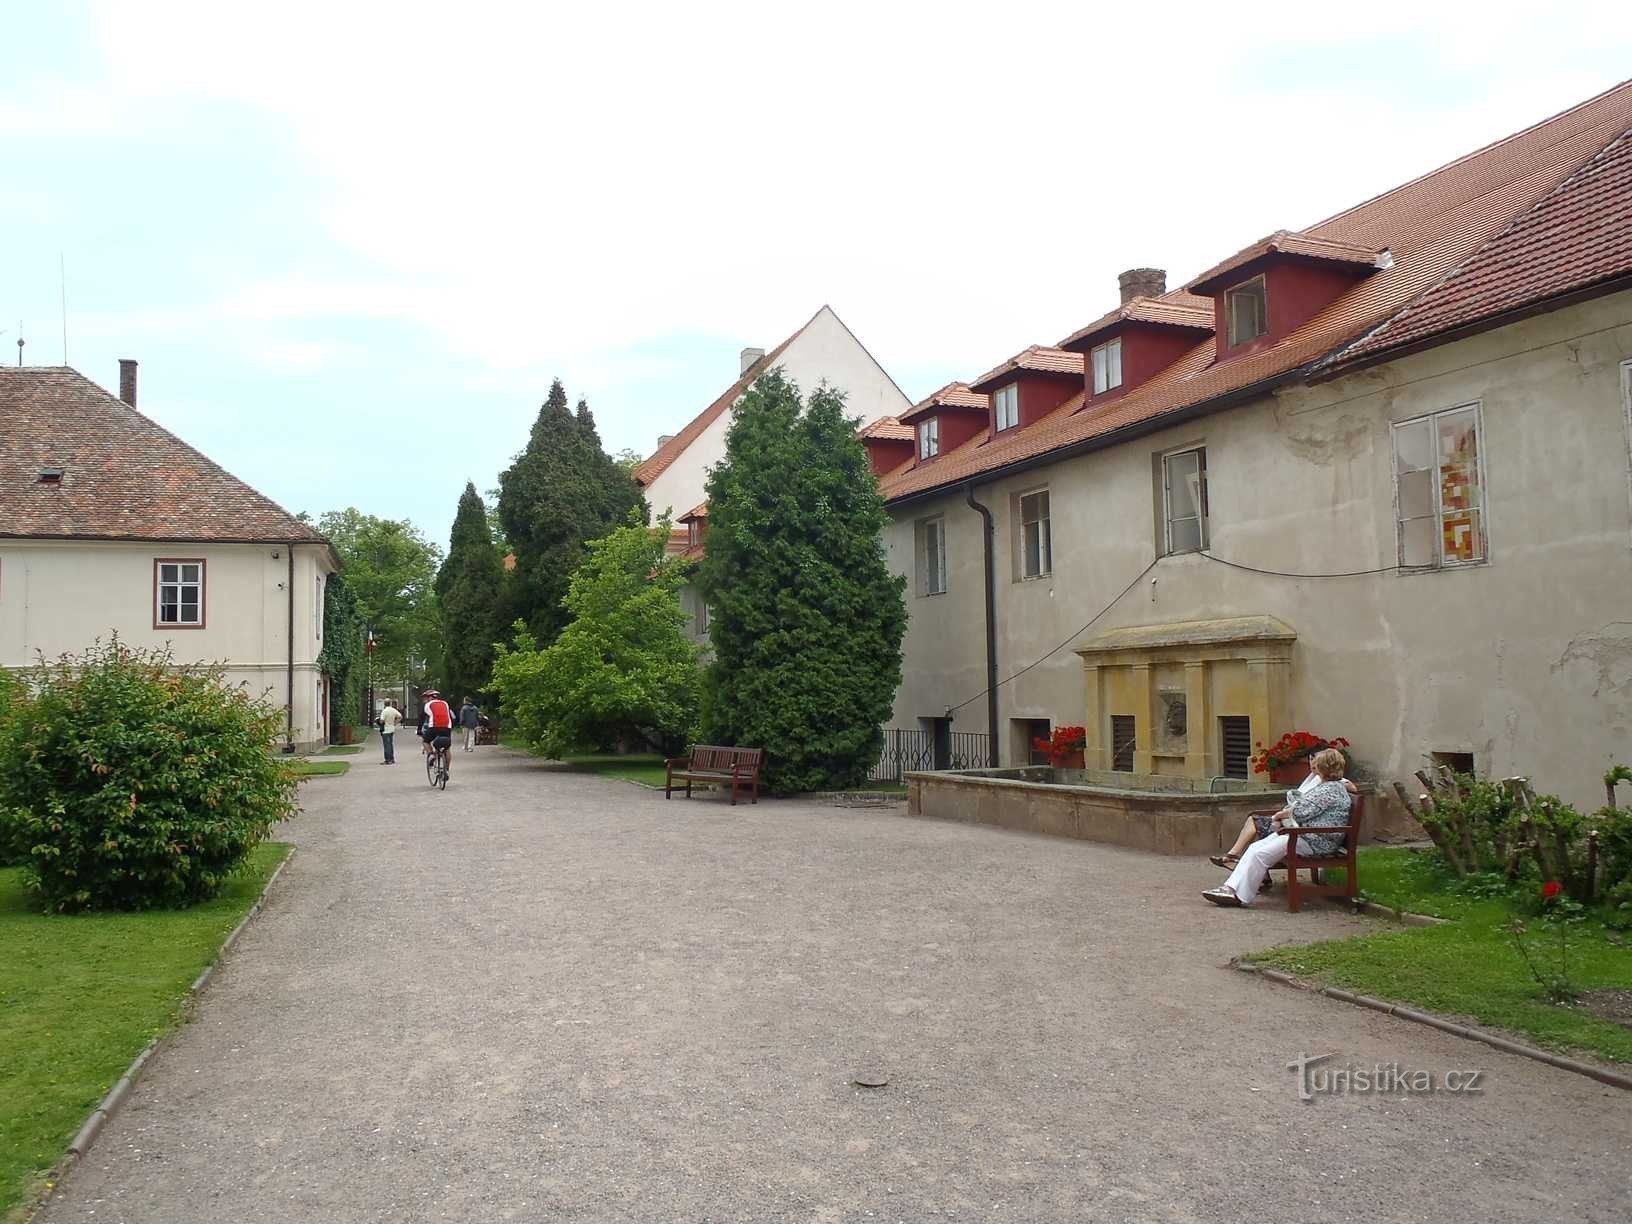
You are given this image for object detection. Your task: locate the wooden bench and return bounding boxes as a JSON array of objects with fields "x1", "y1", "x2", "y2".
[
  {"x1": 475, "y1": 718, "x2": 499, "y2": 746},
  {"x1": 665, "y1": 745, "x2": 763, "y2": 806},
  {"x1": 1249, "y1": 794, "x2": 1365, "y2": 912}
]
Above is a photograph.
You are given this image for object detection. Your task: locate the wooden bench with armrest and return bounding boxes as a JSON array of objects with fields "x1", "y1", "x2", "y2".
[
  {"x1": 1248, "y1": 794, "x2": 1365, "y2": 913},
  {"x1": 665, "y1": 745, "x2": 763, "y2": 806}
]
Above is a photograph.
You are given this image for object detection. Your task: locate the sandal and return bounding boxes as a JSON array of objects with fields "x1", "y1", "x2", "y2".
[
  {"x1": 1209, "y1": 853, "x2": 1240, "y2": 869},
  {"x1": 1202, "y1": 887, "x2": 1243, "y2": 907}
]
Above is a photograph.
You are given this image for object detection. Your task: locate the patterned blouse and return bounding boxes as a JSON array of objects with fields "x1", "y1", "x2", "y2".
[{"x1": 1283, "y1": 780, "x2": 1353, "y2": 857}]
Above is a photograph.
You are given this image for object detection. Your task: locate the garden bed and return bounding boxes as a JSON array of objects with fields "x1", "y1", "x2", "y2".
[
  {"x1": 0, "y1": 843, "x2": 290, "y2": 1216},
  {"x1": 1249, "y1": 847, "x2": 1632, "y2": 1064}
]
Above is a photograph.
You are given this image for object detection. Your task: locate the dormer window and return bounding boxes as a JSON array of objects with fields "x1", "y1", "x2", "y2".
[
  {"x1": 37, "y1": 467, "x2": 64, "y2": 485},
  {"x1": 993, "y1": 384, "x2": 1019, "y2": 432},
  {"x1": 1090, "y1": 339, "x2": 1123, "y2": 395},
  {"x1": 1226, "y1": 278, "x2": 1268, "y2": 346},
  {"x1": 918, "y1": 417, "x2": 939, "y2": 459}
]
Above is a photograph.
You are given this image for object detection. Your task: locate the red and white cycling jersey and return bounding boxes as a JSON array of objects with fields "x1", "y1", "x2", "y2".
[{"x1": 423, "y1": 698, "x2": 454, "y2": 729}]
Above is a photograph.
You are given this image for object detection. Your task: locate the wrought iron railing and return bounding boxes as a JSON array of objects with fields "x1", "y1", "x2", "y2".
[{"x1": 869, "y1": 728, "x2": 994, "y2": 782}]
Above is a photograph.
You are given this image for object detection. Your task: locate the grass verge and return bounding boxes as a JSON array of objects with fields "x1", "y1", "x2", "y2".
[
  {"x1": 0, "y1": 842, "x2": 290, "y2": 1217},
  {"x1": 321, "y1": 745, "x2": 365, "y2": 756},
  {"x1": 292, "y1": 760, "x2": 349, "y2": 777},
  {"x1": 557, "y1": 754, "x2": 669, "y2": 788},
  {"x1": 1250, "y1": 847, "x2": 1632, "y2": 1063}
]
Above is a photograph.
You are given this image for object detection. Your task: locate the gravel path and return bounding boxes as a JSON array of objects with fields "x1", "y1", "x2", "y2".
[{"x1": 38, "y1": 745, "x2": 1630, "y2": 1223}]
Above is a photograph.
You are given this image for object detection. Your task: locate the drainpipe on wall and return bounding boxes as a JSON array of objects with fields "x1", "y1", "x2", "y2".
[
  {"x1": 963, "y1": 483, "x2": 999, "y2": 768},
  {"x1": 285, "y1": 543, "x2": 296, "y2": 753}
]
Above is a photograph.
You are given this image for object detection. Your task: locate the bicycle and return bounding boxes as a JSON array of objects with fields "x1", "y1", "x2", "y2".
[{"x1": 425, "y1": 737, "x2": 450, "y2": 789}]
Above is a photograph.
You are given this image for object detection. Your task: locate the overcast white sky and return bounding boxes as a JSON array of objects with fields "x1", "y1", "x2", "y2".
[{"x1": 4, "y1": 2, "x2": 1630, "y2": 547}]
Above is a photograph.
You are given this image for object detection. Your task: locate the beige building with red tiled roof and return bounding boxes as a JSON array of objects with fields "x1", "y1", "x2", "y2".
[
  {"x1": 0, "y1": 362, "x2": 340, "y2": 751},
  {"x1": 874, "y1": 80, "x2": 1632, "y2": 820}
]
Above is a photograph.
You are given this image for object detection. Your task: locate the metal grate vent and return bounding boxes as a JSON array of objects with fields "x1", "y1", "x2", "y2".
[
  {"x1": 1220, "y1": 716, "x2": 1252, "y2": 779},
  {"x1": 1111, "y1": 715, "x2": 1137, "y2": 772}
]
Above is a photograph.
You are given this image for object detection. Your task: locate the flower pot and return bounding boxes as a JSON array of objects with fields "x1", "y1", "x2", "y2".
[
  {"x1": 1269, "y1": 759, "x2": 1310, "y2": 787},
  {"x1": 1050, "y1": 749, "x2": 1085, "y2": 769}
]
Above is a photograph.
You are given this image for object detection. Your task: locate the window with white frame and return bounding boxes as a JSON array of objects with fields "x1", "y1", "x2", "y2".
[
  {"x1": 918, "y1": 417, "x2": 940, "y2": 459},
  {"x1": 1392, "y1": 404, "x2": 1486, "y2": 569},
  {"x1": 1019, "y1": 489, "x2": 1052, "y2": 579},
  {"x1": 1162, "y1": 448, "x2": 1208, "y2": 553},
  {"x1": 918, "y1": 516, "x2": 947, "y2": 596},
  {"x1": 993, "y1": 383, "x2": 1019, "y2": 431},
  {"x1": 1225, "y1": 277, "x2": 1268, "y2": 346},
  {"x1": 315, "y1": 574, "x2": 323, "y2": 640},
  {"x1": 1091, "y1": 338, "x2": 1123, "y2": 395},
  {"x1": 156, "y1": 559, "x2": 204, "y2": 627}
]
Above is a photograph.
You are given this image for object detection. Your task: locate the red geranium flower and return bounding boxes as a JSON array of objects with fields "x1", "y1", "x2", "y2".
[{"x1": 1542, "y1": 880, "x2": 1562, "y2": 901}]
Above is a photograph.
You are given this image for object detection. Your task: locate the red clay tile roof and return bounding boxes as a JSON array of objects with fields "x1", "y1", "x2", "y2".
[
  {"x1": 1057, "y1": 292, "x2": 1216, "y2": 352},
  {"x1": 662, "y1": 527, "x2": 691, "y2": 557},
  {"x1": 1188, "y1": 230, "x2": 1386, "y2": 295},
  {"x1": 678, "y1": 500, "x2": 709, "y2": 521},
  {"x1": 967, "y1": 346, "x2": 1083, "y2": 393},
  {"x1": 897, "y1": 381, "x2": 989, "y2": 425},
  {"x1": 0, "y1": 367, "x2": 327, "y2": 544},
  {"x1": 881, "y1": 79, "x2": 1632, "y2": 506},
  {"x1": 1333, "y1": 124, "x2": 1632, "y2": 364},
  {"x1": 631, "y1": 308, "x2": 827, "y2": 487},
  {"x1": 858, "y1": 415, "x2": 914, "y2": 441}
]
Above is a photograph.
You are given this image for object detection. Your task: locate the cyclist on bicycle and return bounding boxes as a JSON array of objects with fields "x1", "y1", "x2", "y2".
[{"x1": 420, "y1": 689, "x2": 456, "y2": 777}]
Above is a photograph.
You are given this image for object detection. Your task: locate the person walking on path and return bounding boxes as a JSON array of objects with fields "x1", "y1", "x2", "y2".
[
  {"x1": 460, "y1": 696, "x2": 480, "y2": 752},
  {"x1": 378, "y1": 699, "x2": 402, "y2": 764}
]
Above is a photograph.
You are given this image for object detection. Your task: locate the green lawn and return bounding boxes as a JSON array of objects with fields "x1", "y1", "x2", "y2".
[
  {"x1": 0, "y1": 842, "x2": 290, "y2": 1216},
  {"x1": 557, "y1": 754, "x2": 669, "y2": 788},
  {"x1": 292, "y1": 760, "x2": 349, "y2": 777},
  {"x1": 1250, "y1": 847, "x2": 1632, "y2": 1063},
  {"x1": 321, "y1": 744, "x2": 365, "y2": 756}
]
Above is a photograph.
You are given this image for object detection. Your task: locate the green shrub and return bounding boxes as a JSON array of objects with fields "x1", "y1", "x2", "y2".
[
  {"x1": 0, "y1": 640, "x2": 299, "y2": 912},
  {"x1": 492, "y1": 513, "x2": 699, "y2": 759},
  {"x1": 0, "y1": 668, "x2": 21, "y2": 866}
]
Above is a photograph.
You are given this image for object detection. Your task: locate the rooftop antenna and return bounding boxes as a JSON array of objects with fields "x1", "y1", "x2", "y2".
[
  {"x1": 15, "y1": 321, "x2": 22, "y2": 367},
  {"x1": 60, "y1": 253, "x2": 69, "y2": 366}
]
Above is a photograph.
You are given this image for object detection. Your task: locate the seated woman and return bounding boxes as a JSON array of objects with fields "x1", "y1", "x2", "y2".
[
  {"x1": 1209, "y1": 756, "x2": 1358, "y2": 870},
  {"x1": 1203, "y1": 747, "x2": 1352, "y2": 908}
]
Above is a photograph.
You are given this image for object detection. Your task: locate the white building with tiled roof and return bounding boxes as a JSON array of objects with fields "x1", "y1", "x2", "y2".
[
  {"x1": 634, "y1": 305, "x2": 911, "y2": 522},
  {"x1": 0, "y1": 361, "x2": 340, "y2": 751}
]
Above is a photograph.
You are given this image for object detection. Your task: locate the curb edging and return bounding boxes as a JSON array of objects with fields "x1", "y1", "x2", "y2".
[
  {"x1": 1235, "y1": 960, "x2": 1632, "y2": 1091},
  {"x1": 26, "y1": 846, "x2": 296, "y2": 1218}
]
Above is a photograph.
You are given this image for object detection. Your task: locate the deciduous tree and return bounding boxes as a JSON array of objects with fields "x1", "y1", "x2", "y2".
[
  {"x1": 491, "y1": 513, "x2": 698, "y2": 757},
  {"x1": 314, "y1": 509, "x2": 441, "y2": 684}
]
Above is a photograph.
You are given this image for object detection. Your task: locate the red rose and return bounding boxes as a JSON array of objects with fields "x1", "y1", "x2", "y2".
[{"x1": 1542, "y1": 880, "x2": 1562, "y2": 901}]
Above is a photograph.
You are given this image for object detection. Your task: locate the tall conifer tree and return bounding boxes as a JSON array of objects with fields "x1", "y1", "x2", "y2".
[
  {"x1": 498, "y1": 379, "x2": 644, "y2": 641},
  {"x1": 697, "y1": 369, "x2": 907, "y2": 792},
  {"x1": 436, "y1": 481, "x2": 506, "y2": 702}
]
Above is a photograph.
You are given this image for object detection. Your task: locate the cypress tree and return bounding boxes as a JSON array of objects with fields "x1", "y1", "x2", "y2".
[
  {"x1": 697, "y1": 369, "x2": 907, "y2": 792},
  {"x1": 435, "y1": 481, "x2": 506, "y2": 703},
  {"x1": 497, "y1": 380, "x2": 644, "y2": 642}
]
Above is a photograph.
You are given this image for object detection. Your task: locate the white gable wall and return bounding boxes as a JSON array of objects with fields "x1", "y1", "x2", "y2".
[{"x1": 642, "y1": 306, "x2": 911, "y2": 520}]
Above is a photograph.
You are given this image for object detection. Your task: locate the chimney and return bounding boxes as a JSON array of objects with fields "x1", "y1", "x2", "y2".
[
  {"x1": 739, "y1": 346, "x2": 765, "y2": 375},
  {"x1": 656, "y1": 434, "x2": 675, "y2": 449},
  {"x1": 118, "y1": 358, "x2": 138, "y2": 407},
  {"x1": 1117, "y1": 268, "x2": 1166, "y2": 305}
]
